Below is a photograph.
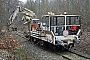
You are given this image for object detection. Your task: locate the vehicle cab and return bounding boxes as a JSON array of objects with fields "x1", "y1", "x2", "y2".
[{"x1": 42, "y1": 14, "x2": 81, "y2": 49}]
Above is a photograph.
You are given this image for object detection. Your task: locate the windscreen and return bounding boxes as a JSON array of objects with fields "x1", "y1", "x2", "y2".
[
  {"x1": 51, "y1": 16, "x2": 65, "y2": 26},
  {"x1": 66, "y1": 16, "x2": 80, "y2": 25}
]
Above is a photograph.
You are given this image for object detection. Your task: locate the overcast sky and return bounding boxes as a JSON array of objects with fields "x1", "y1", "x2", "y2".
[{"x1": 19, "y1": 0, "x2": 27, "y2": 3}]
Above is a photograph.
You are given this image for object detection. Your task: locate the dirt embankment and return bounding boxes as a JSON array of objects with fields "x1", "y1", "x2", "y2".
[{"x1": 0, "y1": 32, "x2": 34, "y2": 60}]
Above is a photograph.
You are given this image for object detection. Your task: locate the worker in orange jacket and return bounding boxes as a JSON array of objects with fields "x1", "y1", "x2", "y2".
[
  {"x1": 31, "y1": 21, "x2": 38, "y2": 31},
  {"x1": 70, "y1": 24, "x2": 76, "y2": 31}
]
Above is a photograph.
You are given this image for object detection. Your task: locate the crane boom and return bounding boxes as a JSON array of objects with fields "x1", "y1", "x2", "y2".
[
  {"x1": 8, "y1": 7, "x2": 37, "y2": 25},
  {"x1": 9, "y1": 7, "x2": 19, "y2": 24}
]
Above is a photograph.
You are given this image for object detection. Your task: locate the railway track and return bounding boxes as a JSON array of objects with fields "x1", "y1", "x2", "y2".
[
  {"x1": 69, "y1": 50, "x2": 90, "y2": 59},
  {"x1": 55, "y1": 50, "x2": 90, "y2": 60},
  {"x1": 15, "y1": 31, "x2": 29, "y2": 40},
  {"x1": 14, "y1": 31, "x2": 90, "y2": 60}
]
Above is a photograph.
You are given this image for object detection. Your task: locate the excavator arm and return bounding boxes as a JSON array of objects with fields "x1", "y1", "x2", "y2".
[
  {"x1": 8, "y1": 6, "x2": 37, "y2": 25},
  {"x1": 9, "y1": 7, "x2": 20, "y2": 24}
]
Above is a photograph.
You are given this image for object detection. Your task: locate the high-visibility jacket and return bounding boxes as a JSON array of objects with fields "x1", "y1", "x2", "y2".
[
  {"x1": 34, "y1": 23, "x2": 38, "y2": 28},
  {"x1": 32, "y1": 26, "x2": 35, "y2": 30},
  {"x1": 31, "y1": 23, "x2": 38, "y2": 30},
  {"x1": 70, "y1": 25, "x2": 76, "y2": 31}
]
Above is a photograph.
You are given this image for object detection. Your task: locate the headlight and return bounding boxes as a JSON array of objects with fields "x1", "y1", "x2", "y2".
[{"x1": 75, "y1": 39, "x2": 80, "y2": 44}]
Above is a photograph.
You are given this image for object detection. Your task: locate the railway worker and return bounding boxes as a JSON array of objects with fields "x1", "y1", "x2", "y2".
[
  {"x1": 34, "y1": 21, "x2": 38, "y2": 28},
  {"x1": 31, "y1": 21, "x2": 38, "y2": 31},
  {"x1": 70, "y1": 24, "x2": 76, "y2": 31},
  {"x1": 31, "y1": 25, "x2": 35, "y2": 31}
]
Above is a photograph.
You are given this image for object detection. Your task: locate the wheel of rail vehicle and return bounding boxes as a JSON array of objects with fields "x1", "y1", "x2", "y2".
[
  {"x1": 33, "y1": 38, "x2": 38, "y2": 44},
  {"x1": 62, "y1": 43, "x2": 74, "y2": 51},
  {"x1": 52, "y1": 45, "x2": 57, "y2": 52},
  {"x1": 62, "y1": 45, "x2": 70, "y2": 51},
  {"x1": 68, "y1": 43, "x2": 74, "y2": 50},
  {"x1": 39, "y1": 41, "x2": 45, "y2": 46},
  {"x1": 49, "y1": 44, "x2": 56, "y2": 52},
  {"x1": 30, "y1": 37, "x2": 33, "y2": 42}
]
